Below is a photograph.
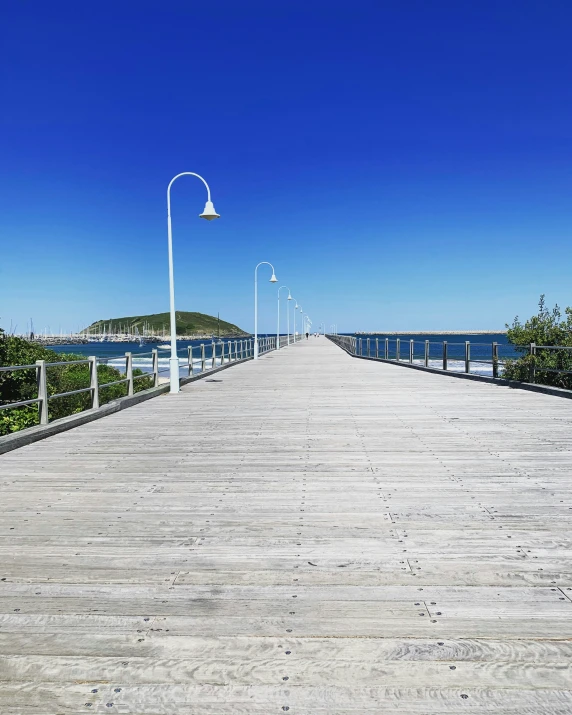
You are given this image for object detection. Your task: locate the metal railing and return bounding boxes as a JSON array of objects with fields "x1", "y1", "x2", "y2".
[
  {"x1": 1, "y1": 334, "x2": 303, "y2": 432},
  {"x1": 525, "y1": 344, "x2": 572, "y2": 384},
  {"x1": 326, "y1": 335, "x2": 572, "y2": 386}
]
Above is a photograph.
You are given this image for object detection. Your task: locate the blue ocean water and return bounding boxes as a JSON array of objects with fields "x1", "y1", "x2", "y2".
[
  {"x1": 50, "y1": 338, "x2": 246, "y2": 360},
  {"x1": 49, "y1": 335, "x2": 287, "y2": 378}
]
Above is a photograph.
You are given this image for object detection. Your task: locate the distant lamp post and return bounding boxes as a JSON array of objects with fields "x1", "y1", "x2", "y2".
[
  {"x1": 254, "y1": 262, "x2": 278, "y2": 359},
  {"x1": 277, "y1": 286, "x2": 292, "y2": 349},
  {"x1": 292, "y1": 299, "x2": 298, "y2": 340},
  {"x1": 167, "y1": 172, "x2": 219, "y2": 394}
]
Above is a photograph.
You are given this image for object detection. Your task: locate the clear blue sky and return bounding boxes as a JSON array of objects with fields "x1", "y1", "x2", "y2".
[{"x1": 1, "y1": 1, "x2": 571, "y2": 334}]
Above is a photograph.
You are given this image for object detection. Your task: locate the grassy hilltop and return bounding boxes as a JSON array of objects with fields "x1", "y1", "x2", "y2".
[{"x1": 83, "y1": 311, "x2": 248, "y2": 336}]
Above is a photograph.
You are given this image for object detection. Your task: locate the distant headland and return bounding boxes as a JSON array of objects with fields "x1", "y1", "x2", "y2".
[{"x1": 80, "y1": 311, "x2": 248, "y2": 341}]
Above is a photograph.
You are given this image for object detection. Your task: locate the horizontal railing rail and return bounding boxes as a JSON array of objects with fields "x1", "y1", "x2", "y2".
[
  {"x1": 326, "y1": 334, "x2": 572, "y2": 386},
  {"x1": 0, "y1": 363, "x2": 38, "y2": 373},
  {"x1": 1, "y1": 334, "x2": 304, "y2": 436}
]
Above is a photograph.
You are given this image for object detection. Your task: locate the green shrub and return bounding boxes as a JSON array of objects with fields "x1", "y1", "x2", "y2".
[
  {"x1": 0, "y1": 330, "x2": 154, "y2": 435},
  {"x1": 503, "y1": 295, "x2": 572, "y2": 389}
]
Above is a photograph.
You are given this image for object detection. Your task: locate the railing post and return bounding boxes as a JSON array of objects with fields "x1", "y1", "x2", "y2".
[
  {"x1": 88, "y1": 356, "x2": 99, "y2": 410},
  {"x1": 126, "y1": 352, "x2": 134, "y2": 396},
  {"x1": 409, "y1": 339, "x2": 414, "y2": 363},
  {"x1": 492, "y1": 342, "x2": 499, "y2": 379},
  {"x1": 375, "y1": 338, "x2": 379, "y2": 358},
  {"x1": 385, "y1": 338, "x2": 389, "y2": 360},
  {"x1": 200, "y1": 343, "x2": 206, "y2": 372},
  {"x1": 220, "y1": 342, "x2": 225, "y2": 365},
  {"x1": 442, "y1": 341, "x2": 448, "y2": 371},
  {"x1": 188, "y1": 346, "x2": 193, "y2": 376},
  {"x1": 367, "y1": 338, "x2": 370, "y2": 357},
  {"x1": 529, "y1": 343, "x2": 536, "y2": 383},
  {"x1": 234, "y1": 340, "x2": 238, "y2": 360},
  {"x1": 464, "y1": 341, "x2": 470, "y2": 374},
  {"x1": 424, "y1": 340, "x2": 429, "y2": 367},
  {"x1": 152, "y1": 349, "x2": 159, "y2": 387},
  {"x1": 396, "y1": 338, "x2": 401, "y2": 362},
  {"x1": 36, "y1": 359, "x2": 49, "y2": 425}
]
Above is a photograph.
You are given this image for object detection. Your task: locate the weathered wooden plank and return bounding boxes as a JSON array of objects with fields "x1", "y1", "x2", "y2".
[
  {"x1": 1, "y1": 654, "x2": 571, "y2": 689},
  {"x1": 2, "y1": 633, "x2": 572, "y2": 661},
  {"x1": 0, "y1": 683, "x2": 571, "y2": 714}
]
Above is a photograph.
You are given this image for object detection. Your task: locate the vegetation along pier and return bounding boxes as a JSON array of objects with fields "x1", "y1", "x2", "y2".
[{"x1": 1, "y1": 337, "x2": 571, "y2": 712}]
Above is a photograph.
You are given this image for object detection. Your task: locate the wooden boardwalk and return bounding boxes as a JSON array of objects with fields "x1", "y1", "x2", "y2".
[{"x1": 1, "y1": 336, "x2": 572, "y2": 713}]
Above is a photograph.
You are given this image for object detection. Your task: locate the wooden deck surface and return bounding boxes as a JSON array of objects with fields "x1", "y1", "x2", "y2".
[{"x1": 1, "y1": 336, "x2": 572, "y2": 713}]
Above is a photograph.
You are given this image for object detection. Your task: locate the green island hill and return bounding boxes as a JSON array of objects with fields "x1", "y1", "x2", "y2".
[{"x1": 83, "y1": 311, "x2": 248, "y2": 337}]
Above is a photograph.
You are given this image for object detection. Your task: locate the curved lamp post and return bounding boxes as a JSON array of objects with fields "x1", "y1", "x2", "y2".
[
  {"x1": 167, "y1": 172, "x2": 219, "y2": 394},
  {"x1": 292, "y1": 299, "x2": 298, "y2": 341},
  {"x1": 277, "y1": 286, "x2": 292, "y2": 349},
  {"x1": 254, "y1": 262, "x2": 277, "y2": 359}
]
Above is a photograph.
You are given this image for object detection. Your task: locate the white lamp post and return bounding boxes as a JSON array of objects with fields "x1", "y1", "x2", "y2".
[
  {"x1": 292, "y1": 299, "x2": 298, "y2": 341},
  {"x1": 277, "y1": 286, "x2": 292, "y2": 349},
  {"x1": 254, "y1": 262, "x2": 277, "y2": 359},
  {"x1": 167, "y1": 172, "x2": 219, "y2": 394}
]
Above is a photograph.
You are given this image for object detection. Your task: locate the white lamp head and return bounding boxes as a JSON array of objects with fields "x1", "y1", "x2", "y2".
[
  {"x1": 287, "y1": 293, "x2": 292, "y2": 300},
  {"x1": 199, "y1": 200, "x2": 220, "y2": 221},
  {"x1": 295, "y1": 303, "x2": 298, "y2": 309},
  {"x1": 269, "y1": 273, "x2": 278, "y2": 283}
]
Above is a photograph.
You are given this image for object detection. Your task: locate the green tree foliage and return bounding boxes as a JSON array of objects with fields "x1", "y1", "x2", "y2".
[
  {"x1": 503, "y1": 295, "x2": 572, "y2": 389},
  {"x1": 0, "y1": 331, "x2": 153, "y2": 436}
]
